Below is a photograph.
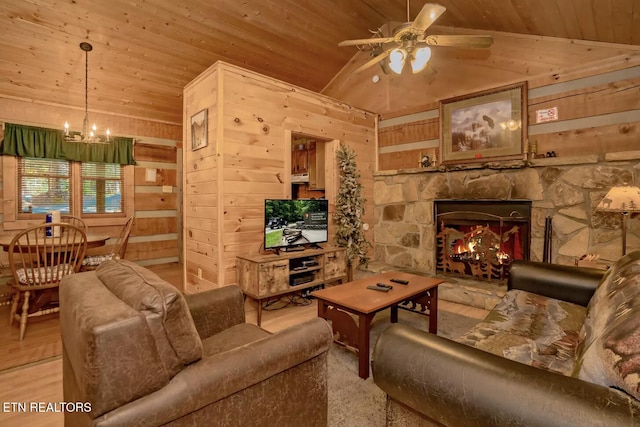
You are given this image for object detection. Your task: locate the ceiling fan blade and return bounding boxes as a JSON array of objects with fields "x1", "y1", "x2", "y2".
[
  {"x1": 421, "y1": 34, "x2": 494, "y2": 48},
  {"x1": 411, "y1": 3, "x2": 446, "y2": 33},
  {"x1": 354, "y1": 49, "x2": 392, "y2": 73},
  {"x1": 338, "y1": 37, "x2": 395, "y2": 47}
]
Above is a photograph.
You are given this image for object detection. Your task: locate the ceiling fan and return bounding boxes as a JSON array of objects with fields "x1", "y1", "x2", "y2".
[{"x1": 339, "y1": 2, "x2": 493, "y2": 74}]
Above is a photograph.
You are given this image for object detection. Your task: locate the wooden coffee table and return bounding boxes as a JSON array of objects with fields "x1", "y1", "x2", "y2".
[{"x1": 312, "y1": 271, "x2": 442, "y2": 379}]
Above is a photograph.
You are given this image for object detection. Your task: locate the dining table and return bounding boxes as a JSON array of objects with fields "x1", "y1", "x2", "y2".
[{"x1": 0, "y1": 233, "x2": 110, "y2": 252}]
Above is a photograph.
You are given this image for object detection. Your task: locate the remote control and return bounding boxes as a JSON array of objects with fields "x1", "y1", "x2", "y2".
[
  {"x1": 376, "y1": 283, "x2": 393, "y2": 289},
  {"x1": 367, "y1": 285, "x2": 390, "y2": 292},
  {"x1": 390, "y1": 278, "x2": 408, "y2": 285}
]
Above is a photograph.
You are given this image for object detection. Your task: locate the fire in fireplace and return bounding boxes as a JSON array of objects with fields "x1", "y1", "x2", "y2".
[{"x1": 435, "y1": 200, "x2": 531, "y2": 280}]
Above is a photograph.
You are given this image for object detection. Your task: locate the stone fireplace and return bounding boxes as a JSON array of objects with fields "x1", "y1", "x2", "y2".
[
  {"x1": 372, "y1": 151, "x2": 640, "y2": 275},
  {"x1": 434, "y1": 199, "x2": 531, "y2": 279}
]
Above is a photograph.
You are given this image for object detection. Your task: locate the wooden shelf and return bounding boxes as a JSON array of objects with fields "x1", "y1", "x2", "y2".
[{"x1": 290, "y1": 266, "x2": 322, "y2": 274}]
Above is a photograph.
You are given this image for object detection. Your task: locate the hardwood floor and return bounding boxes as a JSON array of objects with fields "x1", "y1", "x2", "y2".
[
  {"x1": 0, "y1": 263, "x2": 488, "y2": 427},
  {"x1": 0, "y1": 308, "x2": 61, "y2": 372},
  {"x1": 0, "y1": 358, "x2": 63, "y2": 427}
]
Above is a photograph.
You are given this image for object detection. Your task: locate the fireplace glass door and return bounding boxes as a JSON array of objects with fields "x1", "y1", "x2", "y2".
[{"x1": 435, "y1": 200, "x2": 531, "y2": 280}]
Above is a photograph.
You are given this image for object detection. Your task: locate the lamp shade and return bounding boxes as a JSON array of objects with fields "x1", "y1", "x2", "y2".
[
  {"x1": 596, "y1": 186, "x2": 640, "y2": 212},
  {"x1": 411, "y1": 47, "x2": 431, "y2": 73},
  {"x1": 389, "y1": 48, "x2": 407, "y2": 74}
]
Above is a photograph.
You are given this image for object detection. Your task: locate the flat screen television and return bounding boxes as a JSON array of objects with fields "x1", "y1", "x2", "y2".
[{"x1": 264, "y1": 199, "x2": 328, "y2": 252}]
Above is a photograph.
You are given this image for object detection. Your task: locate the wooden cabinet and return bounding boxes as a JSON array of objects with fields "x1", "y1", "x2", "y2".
[
  {"x1": 308, "y1": 142, "x2": 325, "y2": 190},
  {"x1": 291, "y1": 140, "x2": 325, "y2": 191},
  {"x1": 237, "y1": 246, "x2": 347, "y2": 325},
  {"x1": 292, "y1": 148, "x2": 309, "y2": 174},
  {"x1": 257, "y1": 259, "x2": 290, "y2": 295},
  {"x1": 324, "y1": 250, "x2": 347, "y2": 281}
]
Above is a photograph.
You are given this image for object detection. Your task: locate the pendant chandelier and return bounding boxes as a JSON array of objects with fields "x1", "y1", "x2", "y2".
[{"x1": 64, "y1": 42, "x2": 111, "y2": 143}]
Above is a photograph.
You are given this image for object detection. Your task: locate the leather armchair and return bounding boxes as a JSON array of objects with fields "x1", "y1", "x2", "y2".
[{"x1": 60, "y1": 259, "x2": 332, "y2": 427}]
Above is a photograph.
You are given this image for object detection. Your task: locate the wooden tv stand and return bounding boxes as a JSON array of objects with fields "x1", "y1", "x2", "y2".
[{"x1": 237, "y1": 246, "x2": 347, "y2": 326}]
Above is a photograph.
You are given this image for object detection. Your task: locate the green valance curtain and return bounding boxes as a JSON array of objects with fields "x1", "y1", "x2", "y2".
[{"x1": 1, "y1": 123, "x2": 136, "y2": 165}]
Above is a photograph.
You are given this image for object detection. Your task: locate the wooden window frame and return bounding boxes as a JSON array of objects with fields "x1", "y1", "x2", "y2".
[
  {"x1": 80, "y1": 162, "x2": 125, "y2": 217},
  {"x1": 18, "y1": 157, "x2": 72, "y2": 215},
  {"x1": 2, "y1": 156, "x2": 134, "y2": 230}
]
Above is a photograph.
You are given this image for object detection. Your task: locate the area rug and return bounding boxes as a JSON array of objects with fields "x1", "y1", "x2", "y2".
[{"x1": 327, "y1": 309, "x2": 480, "y2": 427}]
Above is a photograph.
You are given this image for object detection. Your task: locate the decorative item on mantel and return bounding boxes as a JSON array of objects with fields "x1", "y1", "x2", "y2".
[
  {"x1": 529, "y1": 139, "x2": 537, "y2": 160},
  {"x1": 596, "y1": 185, "x2": 640, "y2": 256},
  {"x1": 63, "y1": 42, "x2": 111, "y2": 143}
]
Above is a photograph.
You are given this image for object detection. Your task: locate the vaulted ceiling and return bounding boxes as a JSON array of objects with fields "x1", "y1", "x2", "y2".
[{"x1": 1, "y1": 0, "x2": 639, "y2": 124}]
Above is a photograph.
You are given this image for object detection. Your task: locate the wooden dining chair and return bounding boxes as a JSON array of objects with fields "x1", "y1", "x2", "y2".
[
  {"x1": 8, "y1": 222, "x2": 87, "y2": 340},
  {"x1": 81, "y1": 216, "x2": 134, "y2": 271},
  {"x1": 61, "y1": 215, "x2": 87, "y2": 232}
]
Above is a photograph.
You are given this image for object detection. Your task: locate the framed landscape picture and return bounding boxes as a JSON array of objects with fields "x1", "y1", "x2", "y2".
[
  {"x1": 190, "y1": 109, "x2": 208, "y2": 151},
  {"x1": 439, "y1": 82, "x2": 527, "y2": 165}
]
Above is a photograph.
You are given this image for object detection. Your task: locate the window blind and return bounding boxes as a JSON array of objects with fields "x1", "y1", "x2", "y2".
[
  {"x1": 18, "y1": 158, "x2": 72, "y2": 214},
  {"x1": 81, "y1": 163, "x2": 123, "y2": 214}
]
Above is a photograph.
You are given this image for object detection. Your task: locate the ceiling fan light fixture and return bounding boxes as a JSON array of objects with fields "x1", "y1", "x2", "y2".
[
  {"x1": 339, "y1": 2, "x2": 492, "y2": 76},
  {"x1": 411, "y1": 47, "x2": 431, "y2": 73},
  {"x1": 389, "y1": 48, "x2": 407, "y2": 74}
]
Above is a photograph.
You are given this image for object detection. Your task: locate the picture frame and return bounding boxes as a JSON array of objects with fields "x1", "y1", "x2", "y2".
[
  {"x1": 190, "y1": 109, "x2": 208, "y2": 151},
  {"x1": 439, "y1": 82, "x2": 527, "y2": 165}
]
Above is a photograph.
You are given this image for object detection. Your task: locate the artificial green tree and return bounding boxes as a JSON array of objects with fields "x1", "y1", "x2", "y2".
[{"x1": 334, "y1": 142, "x2": 370, "y2": 279}]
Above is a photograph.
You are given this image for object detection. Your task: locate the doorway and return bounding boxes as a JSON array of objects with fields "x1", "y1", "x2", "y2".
[{"x1": 290, "y1": 132, "x2": 333, "y2": 200}]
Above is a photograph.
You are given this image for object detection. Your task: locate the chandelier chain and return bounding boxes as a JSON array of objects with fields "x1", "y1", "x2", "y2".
[
  {"x1": 65, "y1": 42, "x2": 110, "y2": 143},
  {"x1": 79, "y1": 42, "x2": 92, "y2": 140},
  {"x1": 85, "y1": 47, "x2": 88, "y2": 117}
]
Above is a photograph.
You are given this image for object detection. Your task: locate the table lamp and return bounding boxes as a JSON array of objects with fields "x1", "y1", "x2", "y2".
[{"x1": 596, "y1": 185, "x2": 640, "y2": 255}]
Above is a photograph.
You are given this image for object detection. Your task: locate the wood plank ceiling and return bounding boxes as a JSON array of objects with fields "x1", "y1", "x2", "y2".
[{"x1": 1, "y1": 0, "x2": 639, "y2": 124}]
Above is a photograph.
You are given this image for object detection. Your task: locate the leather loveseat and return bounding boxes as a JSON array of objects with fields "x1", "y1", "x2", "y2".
[
  {"x1": 60, "y1": 259, "x2": 333, "y2": 426},
  {"x1": 372, "y1": 251, "x2": 640, "y2": 427}
]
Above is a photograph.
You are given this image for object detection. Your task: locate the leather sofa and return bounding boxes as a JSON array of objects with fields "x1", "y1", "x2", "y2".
[
  {"x1": 372, "y1": 251, "x2": 640, "y2": 426},
  {"x1": 60, "y1": 259, "x2": 333, "y2": 426}
]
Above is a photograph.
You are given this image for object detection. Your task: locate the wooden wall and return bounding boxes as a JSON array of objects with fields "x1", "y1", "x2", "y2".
[
  {"x1": 322, "y1": 29, "x2": 640, "y2": 171},
  {"x1": 183, "y1": 62, "x2": 376, "y2": 294},
  {"x1": 374, "y1": 55, "x2": 640, "y2": 170},
  {"x1": 183, "y1": 66, "x2": 220, "y2": 293},
  {"x1": 377, "y1": 107, "x2": 440, "y2": 171},
  {"x1": 0, "y1": 97, "x2": 181, "y2": 267}
]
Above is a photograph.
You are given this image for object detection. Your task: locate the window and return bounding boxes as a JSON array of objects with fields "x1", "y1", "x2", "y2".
[
  {"x1": 18, "y1": 158, "x2": 71, "y2": 214},
  {"x1": 81, "y1": 163, "x2": 123, "y2": 214},
  {"x1": 16, "y1": 158, "x2": 124, "y2": 218},
  {"x1": 1, "y1": 123, "x2": 135, "y2": 228}
]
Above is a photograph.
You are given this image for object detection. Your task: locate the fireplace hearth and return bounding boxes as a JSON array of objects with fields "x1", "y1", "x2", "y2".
[{"x1": 435, "y1": 200, "x2": 531, "y2": 280}]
